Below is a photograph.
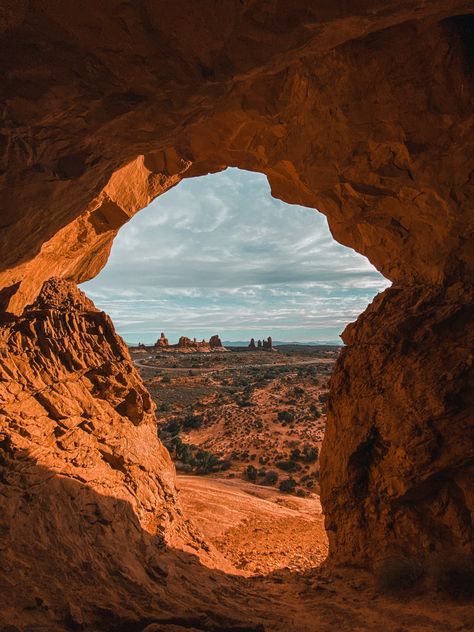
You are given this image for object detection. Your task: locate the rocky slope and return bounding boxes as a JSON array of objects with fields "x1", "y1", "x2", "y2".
[
  {"x1": 0, "y1": 279, "x2": 214, "y2": 629},
  {"x1": 0, "y1": 1, "x2": 472, "y2": 623}
]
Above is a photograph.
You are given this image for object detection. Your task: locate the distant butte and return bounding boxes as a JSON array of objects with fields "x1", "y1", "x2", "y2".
[{"x1": 151, "y1": 333, "x2": 227, "y2": 353}]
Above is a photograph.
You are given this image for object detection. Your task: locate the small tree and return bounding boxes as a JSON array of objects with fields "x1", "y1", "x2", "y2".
[
  {"x1": 264, "y1": 470, "x2": 278, "y2": 485},
  {"x1": 246, "y1": 464, "x2": 257, "y2": 482},
  {"x1": 279, "y1": 478, "x2": 296, "y2": 493}
]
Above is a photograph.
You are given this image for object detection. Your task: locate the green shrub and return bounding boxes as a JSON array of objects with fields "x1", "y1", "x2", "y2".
[
  {"x1": 290, "y1": 448, "x2": 301, "y2": 461},
  {"x1": 245, "y1": 464, "x2": 257, "y2": 482},
  {"x1": 237, "y1": 399, "x2": 253, "y2": 407},
  {"x1": 303, "y1": 445, "x2": 319, "y2": 462},
  {"x1": 176, "y1": 442, "x2": 193, "y2": 464},
  {"x1": 276, "y1": 459, "x2": 301, "y2": 472},
  {"x1": 162, "y1": 419, "x2": 180, "y2": 436},
  {"x1": 278, "y1": 410, "x2": 294, "y2": 423},
  {"x1": 182, "y1": 414, "x2": 203, "y2": 430},
  {"x1": 264, "y1": 470, "x2": 278, "y2": 485},
  {"x1": 279, "y1": 478, "x2": 296, "y2": 493}
]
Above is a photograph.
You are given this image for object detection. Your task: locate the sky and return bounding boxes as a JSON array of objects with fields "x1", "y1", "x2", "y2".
[{"x1": 80, "y1": 168, "x2": 390, "y2": 344}]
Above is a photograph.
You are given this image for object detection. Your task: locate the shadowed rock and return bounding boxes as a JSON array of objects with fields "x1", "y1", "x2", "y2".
[{"x1": 0, "y1": 2, "x2": 472, "y2": 623}]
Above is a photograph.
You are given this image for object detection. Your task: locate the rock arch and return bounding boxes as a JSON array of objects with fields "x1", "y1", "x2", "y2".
[{"x1": 0, "y1": 1, "x2": 472, "y2": 625}]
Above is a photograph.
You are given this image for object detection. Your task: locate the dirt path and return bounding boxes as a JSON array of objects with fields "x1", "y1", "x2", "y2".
[
  {"x1": 177, "y1": 475, "x2": 327, "y2": 575},
  {"x1": 134, "y1": 357, "x2": 334, "y2": 373}
]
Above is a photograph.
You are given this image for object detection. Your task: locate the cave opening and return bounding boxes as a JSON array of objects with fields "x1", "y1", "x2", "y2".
[
  {"x1": 1, "y1": 3, "x2": 473, "y2": 627},
  {"x1": 80, "y1": 167, "x2": 389, "y2": 576}
]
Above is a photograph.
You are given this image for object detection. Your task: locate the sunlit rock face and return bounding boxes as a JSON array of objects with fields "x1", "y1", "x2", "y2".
[
  {"x1": 0, "y1": 279, "x2": 222, "y2": 629},
  {"x1": 0, "y1": 0, "x2": 472, "y2": 606}
]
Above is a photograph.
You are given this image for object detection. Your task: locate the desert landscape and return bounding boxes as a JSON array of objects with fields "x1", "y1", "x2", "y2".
[
  {"x1": 131, "y1": 342, "x2": 336, "y2": 497},
  {"x1": 0, "y1": 2, "x2": 473, "y2": 631}
]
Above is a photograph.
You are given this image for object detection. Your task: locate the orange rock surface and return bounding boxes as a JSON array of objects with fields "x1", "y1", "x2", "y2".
[
  {"x1": 0, "y1": 1, "x2": 473, "y2": 628},
  {"x1": 321, "y1": 284, "x2": 474, "y2": 565}
]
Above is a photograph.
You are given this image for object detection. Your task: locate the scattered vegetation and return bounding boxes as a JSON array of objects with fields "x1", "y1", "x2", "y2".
[{"x1": 133, "y1": 345, "x2": 338, "y2": 496}]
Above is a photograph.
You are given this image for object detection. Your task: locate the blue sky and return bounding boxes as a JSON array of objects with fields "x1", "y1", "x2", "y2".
[{"x1": 80, "y1": 168, "x2": 390, "y2": 344}]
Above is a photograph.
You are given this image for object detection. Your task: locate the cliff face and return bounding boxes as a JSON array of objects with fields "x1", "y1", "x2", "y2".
[
  {"x1": 0, "y1": 279, "x2": 210, "y2": 627},
  {"x1": 0, "y1": 0, "x2": 473, "y2": 621},
  {"x1": 321, "y1": 283, "x2": 474, "y2": 565}
]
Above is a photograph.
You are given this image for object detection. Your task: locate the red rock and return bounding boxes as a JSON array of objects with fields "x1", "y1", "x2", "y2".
[
  {"x1": 155, "y1": 332, "x2": 169, "y2": 347},
  {"x1": 0, "y1": 3, "x2": 472, "y2": 625},
  {"x1": 209, "y1": 334, "x2": 223, "y2": 348},
  {"x1": 0, "y1": 279, "x2": 218, "y2": 628}
]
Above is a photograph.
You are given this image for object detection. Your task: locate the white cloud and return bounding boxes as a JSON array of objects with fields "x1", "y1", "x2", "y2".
[{"x1": 81, "y1": 168, "x2": 390, "y2": 343}]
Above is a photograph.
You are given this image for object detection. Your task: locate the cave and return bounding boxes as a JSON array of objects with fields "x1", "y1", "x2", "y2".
[{"x1": 0, "y1": 2, "x2": 473, "y2": 630}]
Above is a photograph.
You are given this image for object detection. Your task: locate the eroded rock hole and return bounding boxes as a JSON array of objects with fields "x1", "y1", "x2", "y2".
[
  {"x1": 79, "y1": 168, "x2": 388, "y2": 576},
  {"x1": 1, "y1": 3, "x2": 473, "y2": 628}
]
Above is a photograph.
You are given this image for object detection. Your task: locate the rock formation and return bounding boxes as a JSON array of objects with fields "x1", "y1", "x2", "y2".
[
  {"x1": 178, "y1": 335, "x2": 193, "y2": 348},
  {"x1": 250, "y1": 336, "x2": 274, "y2": 351},
  {"x1": 209, "y1": 334, "x2": 223, "y2": 348},
  {"x1": 262, "y1": 336, "x2": 274, "y2": 351},
  {"x1": 155, "y1": 332, "x2": 169, "y2": 347},
  {"x1": 321, "y1": 283, "x2": 474, "y2": 565},
  {"x1": 0, "y1": 1, "x2": 473, "y2": 625},
  {"x1": 0, "y1": 279, "x2": 213, "y2": 628},
  {"x1": 165, "y1": 334, "x2": 227, "y2": 352}
]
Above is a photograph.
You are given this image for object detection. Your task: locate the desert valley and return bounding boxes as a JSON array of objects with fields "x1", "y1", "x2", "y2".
[{"x1": 131, "y1": 339, "x2": 336, "y2": 575}]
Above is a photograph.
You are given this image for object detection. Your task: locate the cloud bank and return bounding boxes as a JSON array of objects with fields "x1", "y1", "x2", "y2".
[{"x1": 81, "y1": 168, "x2": 390, "y2": 344}]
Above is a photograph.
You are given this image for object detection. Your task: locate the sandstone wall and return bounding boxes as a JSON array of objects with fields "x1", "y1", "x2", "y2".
[
  {"x1": 0, "y1": 279, "x2": 211, "y2": 627},
  {"x1": 0, "y1": 0, "x2": 472, "y2": 603},
  {"x1": 321, "y1": 283, "x2": 474, "y2": 565}
]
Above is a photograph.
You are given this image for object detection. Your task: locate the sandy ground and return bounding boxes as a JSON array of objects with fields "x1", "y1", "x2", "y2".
[
  {"x1": 173, "y1": 475, "x2": 474, "y2": 632},
  {"x1": 177, "y1": 475, "x2": 328, "y2": 575}
]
